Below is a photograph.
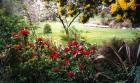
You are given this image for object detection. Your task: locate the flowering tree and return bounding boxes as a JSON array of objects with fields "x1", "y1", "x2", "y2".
[
  {"x1": 104, "y1": 0, "x2": 140, "y2": 23},
  {"x1": 44, "y1": 0, "x2": 101, "y2": 39}
]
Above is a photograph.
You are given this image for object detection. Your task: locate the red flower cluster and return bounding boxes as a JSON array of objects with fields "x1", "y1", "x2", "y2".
[
  {"x1": 50, "y1": 50, "x2": 59, "y2": 60},
  {"x1": 66, "y1": 71, "x2": 75, "y2": 78},
  {"x1": 15, "y1": 44, "x2": 22, "y2": 49},
  {"x1": 12, "y1": 32, "x2": 20, "y2": 38},
  {"x1": 20, "y1": 27, "x2": 29, "y2": 35},
  {"x1": 63, "y1": 47, "x2": 70, "y2": 53},
  {"x1": 52, "y1": 67, "x2": 60, "y2": 73},
  {"x1": 32, "y1": 52, "x2": 38, "y2": 58},
  {"x1": 67, "y1": 41, "x2": 78, "y2": 47},
  {"x1": 79, "y1": 61, "x2": 86, "y2": 71},
  {"x1": 60, "y1": 59, "x2": 68, "y2": 65},
  {"x1": 72, "y1": 49, "x2": 78, "y2": 55},
  {"x1": 28, "y1": 43, "x2": 34, "y2": 48},
  {"x1": 80, "y1": 50, "x2": 91, "y2": 57},
  {"x1": 36, "y1": 37, "x2": 44, "y2": 42}
]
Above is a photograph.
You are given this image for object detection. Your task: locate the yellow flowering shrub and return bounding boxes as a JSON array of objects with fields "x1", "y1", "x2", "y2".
[
  {"x1": 68, "y1": 10, "x2": 74, "y2": 16},
  {"x1": 57, "y1": 7, "x2": 62, "y2": 16},
  {"x1": 128, "y1": 0, "x2": 136, "y2": 10},
  {"x1": 115, "y1": 14, "x2": 122, "y2": 22},
  {"x1": 110, "y1": 3, "x2": 118, "y2": 13},
  {"x1": 79, "y1": 14, "x2": 88, "y2": 23},
  {"x1": 118, "y1": 0, "x2": 129, "y2": 10}
]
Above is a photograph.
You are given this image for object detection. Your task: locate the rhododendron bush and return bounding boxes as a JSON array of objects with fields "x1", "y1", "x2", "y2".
[{"x1": 4, "y1": 27, "x2": 97, "y2": 82}]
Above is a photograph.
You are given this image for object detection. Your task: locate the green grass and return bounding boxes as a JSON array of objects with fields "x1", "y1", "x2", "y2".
[{"x1": 34, "y1": 21, "x2": 138, "y2": 45}]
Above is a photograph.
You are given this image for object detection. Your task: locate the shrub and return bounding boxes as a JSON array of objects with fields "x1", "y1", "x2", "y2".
[
  {"x1": 0, "y1": 13, "x2": 27, "y2": 51},
  {"x1": 43, "y1": 23, "x2": 52, "y2": 34},
  {"x1": 0, "y1": 28, "x2": 97, "y2": 82}
]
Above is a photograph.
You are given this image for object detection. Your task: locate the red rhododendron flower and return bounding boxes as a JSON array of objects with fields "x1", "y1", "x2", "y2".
[
  {"x1": 67, "y1": 41, "x2": 73, "y2": 46},
  {"x1": 64, "y1": 47, "x2": 70, "y2": 53},
  {"x1": 50, "y1": 51, "x2": 59, "y2": 60},
  {"x1": 60, "y1": 59, "x2": 68, "y2": 65},
  {"x1": 90, "y1": 45, "x2": 96, "y2": 53},
  {"x1": 72, "y1": 49, "x2": 78, "y2": 55},
  {"x1": 84, "y1": 50, "x2": 91, "y2": 57},
  {"x1": 28, "y1": 43, "x2": 34, "y2": 48},
  {"x1": 80, "y1": 49, "x2": 86, "y2": 55},
  {"x1": 79, "y1": 62, "x2": 86, "y2": 71},
  {"x1": 32, "y1": 52, "x2": 38, "y2": 58},
  {"x1": 20, "y1": 28, "x2": 29, "y2": 35},
  {"x1": 36, "y1": 37, "x2": 44, "y2": 42},
  {"x1": 52, "y1": 67, "x2": 60, "y2": 72},
  {"x1": 72, "y1": 41, "x2": 78, "y2": 46},
  {"x1": 15, "y1": 44, "x2": 22, "y2": 49},
  {"x1": 66, "y1": 71, "x2": 75, "y2": 78},
  {"x1": 12, "y1": 32, "x2": 20, "y2": 38},
  {"x1": 67, "y1": 41, "x2": 78, "y2": 47},
  {"x1": 79, "y1": 46, "x2": 84, "y2": 51}
]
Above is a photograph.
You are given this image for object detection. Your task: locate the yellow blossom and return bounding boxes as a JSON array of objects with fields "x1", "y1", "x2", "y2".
[
  {"x1": 118, "y1": 0, "x2": 129, "y2": 10},
  {"x1": 110, "y1": 3, "x2": 118, "y2": 13},
  {"x1": 115, "y1": 14, "x2": 122, "y2": 22},
  {"x1": 128, "y1": 0, "x2": 136, "y2": 10}
]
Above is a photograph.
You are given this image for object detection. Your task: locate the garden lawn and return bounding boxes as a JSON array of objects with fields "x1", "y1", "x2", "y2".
[{"x1": 34, "y1": 21, "x2": 138, "y2": 45}]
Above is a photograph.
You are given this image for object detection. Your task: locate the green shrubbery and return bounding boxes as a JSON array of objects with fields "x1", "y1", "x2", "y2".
[
  {"x1": 0, "y1": 13, "x2": 27, "y2": 51},
  {"x1": 43, "y1": 23, "x2": 52, "y2": 34}
]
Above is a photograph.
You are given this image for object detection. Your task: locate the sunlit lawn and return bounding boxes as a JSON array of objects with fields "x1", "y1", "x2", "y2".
[{"x1": 34, "y1": 21, "x2": 138, "y2": 45}]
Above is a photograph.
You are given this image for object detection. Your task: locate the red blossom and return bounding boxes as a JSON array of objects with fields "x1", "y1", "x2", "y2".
[
  {"x1": 60, "y1": 59, "x2": 68, "y2": 65},
  {"x1": 50, "y1": 51, "x2": 59, "y2": 60},
  {"x1": 36, "y1": 37, "x2": 44, "y2": 42},
  {"x1": 15, "y1": 44, "x2": 22, "y2": 49},
  {"x1": 80, "y1": 49, "x2": 86, "y2": 55},
  {"x1": 66, "y1": 71, "x2": 75, "y2": 78},
  {"x1": 67, "y1": 41, "x2": 79, "y2": 47},
  {"x1": 32, "y1": 52, "x2": 38, "y2": 58},
  {"x1": 67, "y1": 41, "x2": 73, "y2": 46},
  {"x1": 72, "y1": 49, "x2": 78, "y2": 55},
  {"x1": 79, "y1": 46, "x2": 84, "y2": 51},
  {"x1": 12, "y1": 32, "x2": 20, "y2": 38},
  {"x1": 79, "y1": 62, "x2": 86, "y2": 71},
  {"x1": 52, "y1": 67, "x2": 60, "y2": 72},
  {"x1": 90, "y1": 45, "x2": 96, "y2": 53},
  {"x1": 84, "y1": 50, "x2": 91, "y2": 57},
  {"x1": 20, "y1": 28, "x2": 29, "y2": 35},
  {"x1": 64, "y1": 47, "x2": 70, "y2": 53},
  {"x1": 72, "y1": 41, "x2": 78, "y2": 46},
  {"x1": 28, "y1": 43, "x2": 34, "y2": 48}
]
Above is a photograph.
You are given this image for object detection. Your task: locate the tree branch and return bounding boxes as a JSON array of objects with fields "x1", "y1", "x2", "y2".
[{"x1": 67, "y1": 12, "x2": 80, "y2": 28}]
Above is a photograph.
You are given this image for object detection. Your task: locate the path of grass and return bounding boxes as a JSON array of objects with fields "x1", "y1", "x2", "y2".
[{"x1": 34, "y1": 21, "x2": 138, "y2": 45}]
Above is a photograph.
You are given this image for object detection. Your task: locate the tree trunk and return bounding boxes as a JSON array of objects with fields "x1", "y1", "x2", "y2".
[{"x1": 65, "y1": 28, "x2": 70, "y2": 41}]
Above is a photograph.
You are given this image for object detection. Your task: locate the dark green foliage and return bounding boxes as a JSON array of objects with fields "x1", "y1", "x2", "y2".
[
  {"x1": 0, "y1": 13, "x2": 27, "y2": 51},
  {"x1": 43, "y1": 23, "x2": 52, "y2": 34}
]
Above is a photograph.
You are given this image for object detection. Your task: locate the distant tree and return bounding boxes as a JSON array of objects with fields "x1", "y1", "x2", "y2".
[{"x1": 0, "y1": 0, "x2": 23, "y2": 16}]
